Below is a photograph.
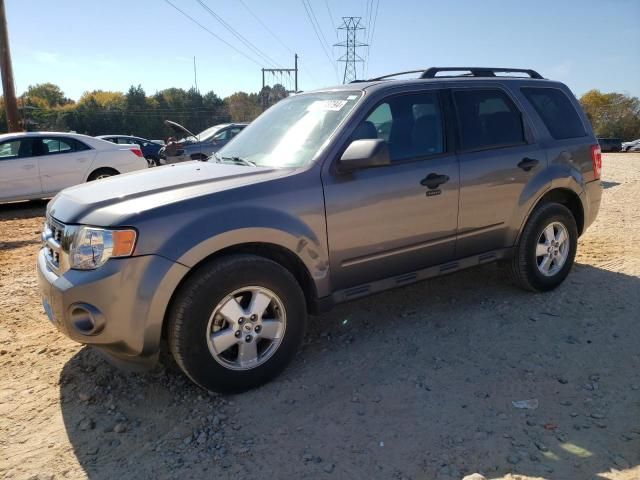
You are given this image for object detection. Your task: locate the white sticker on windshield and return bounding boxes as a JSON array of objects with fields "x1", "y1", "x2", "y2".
[
  {"x1": 307, "y1": 100, "x2": 348, "y2": 112},
  {"x1": 347, "y1": 95, "x2": 358, "y2": 100}
]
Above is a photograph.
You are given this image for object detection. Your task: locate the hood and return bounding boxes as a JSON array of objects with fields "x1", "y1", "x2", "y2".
[
  {"x1": 48, "y1": 161, "x2": 288, "y2": 226},
  {"x1": 165, "y1": 120, "x2": 196, "y2": 139}
]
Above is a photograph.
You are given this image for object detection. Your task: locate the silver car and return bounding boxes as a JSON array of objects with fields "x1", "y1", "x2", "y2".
[{"x1": 159, "y1": 120, "x2": 248, "y2": 164}]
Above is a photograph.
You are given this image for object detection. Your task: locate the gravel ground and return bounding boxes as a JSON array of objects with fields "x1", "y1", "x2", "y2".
[{"x1": 1, "y1": 153, "x2": 639, "y2": 480}]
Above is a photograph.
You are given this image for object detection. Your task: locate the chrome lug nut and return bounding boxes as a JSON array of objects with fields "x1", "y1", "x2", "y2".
[
  {"x1": 254, "y1": 325, "x2": 262, "y2": 333},
  {"x1": 245, "y1": 335, "x2": 252, "y2": 342},
  {"x1": 250, "y1": 314, "x2": 257, "y2": 321},
  {"x1": 238, "y1": 317, "x2": 245, "y2": 324},
  {"x1": 235, "y1": 330, "x2": 242, "y2": 338}
]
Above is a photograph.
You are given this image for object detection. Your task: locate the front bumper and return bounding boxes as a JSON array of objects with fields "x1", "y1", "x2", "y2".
[{"x1": 37, "y1": 249, "x2": 189, "y2": 369}]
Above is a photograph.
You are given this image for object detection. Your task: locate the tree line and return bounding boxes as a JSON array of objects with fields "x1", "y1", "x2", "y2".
[
  {"x1": 1, "y1": 83, "x2": 639, "y2": 141},
  {"x1": 0, "y1": 82, "x2": 288, "y2": 140}
]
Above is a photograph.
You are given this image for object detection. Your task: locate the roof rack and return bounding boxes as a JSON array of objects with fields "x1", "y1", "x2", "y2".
[{"x1": 364, "y1": 67, "x2": 543, "y2": 82}]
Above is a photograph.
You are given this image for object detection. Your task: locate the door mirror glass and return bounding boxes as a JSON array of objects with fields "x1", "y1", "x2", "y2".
[{"x1": 338, "y1": 139, "x2": 390, "y2": 172}]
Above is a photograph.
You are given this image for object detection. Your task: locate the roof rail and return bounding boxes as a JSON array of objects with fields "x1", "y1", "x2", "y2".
[
  {"x1": 365, "y1": 67, "x2": 544, "y2": 82},
  {"x1": 420, "y1": 67, "x2": 543, "y2": 79}
]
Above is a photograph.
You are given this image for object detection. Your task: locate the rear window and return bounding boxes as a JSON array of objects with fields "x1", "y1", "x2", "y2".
[{"x1": 521, "y1": 87, "x2": 585, "y2": 140}]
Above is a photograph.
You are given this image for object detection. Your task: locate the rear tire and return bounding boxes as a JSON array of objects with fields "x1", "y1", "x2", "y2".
[
  {"x1": 167, "y1": 254, "x2": 307, "y2": 393},
  {"x1": 88, "y1": 168, "x2": 119, "y2": 181},
  {"x1": 507, "y1": 202, "x2": 578, "y2": 292}
]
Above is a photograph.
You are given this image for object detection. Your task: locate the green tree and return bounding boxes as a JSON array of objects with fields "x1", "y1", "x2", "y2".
[
  {"x1": 580, "y1": 90, "x2": 640, "y2": 140},
  {"x1": 23, "y1": 83, "x2": 72, "y2": 108}
]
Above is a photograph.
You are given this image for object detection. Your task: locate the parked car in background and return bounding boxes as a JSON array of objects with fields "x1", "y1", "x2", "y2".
[
  {"x1": 0, "y1": 132, "x2": 148, "y2": 202},
  {"x1": 97, "y1": 135, "x2": 163, "y2": 166},
  {"x1": 37, "y1": 67, "x2": 602, "y2": 393},
  {"x1": 151, "y1": 139, "x2": 166, "y2": 146},
  {"x1": 158, "y1": 121, "x2": 248, "y2": 164},
  {"x1": 621, "y1": 138, "x2": 640, "y2": 152},
  {"x1": 597, "y1": 137, "x2": 622, "y2": 152}
]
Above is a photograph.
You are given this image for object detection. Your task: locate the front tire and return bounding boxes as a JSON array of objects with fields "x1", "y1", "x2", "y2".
[
  {"x1": 167, "y1": 254, "x2": 307, "y2": 393},
  {"x1": 507, "y1": 203, "x2": 578, "y2": 292}
]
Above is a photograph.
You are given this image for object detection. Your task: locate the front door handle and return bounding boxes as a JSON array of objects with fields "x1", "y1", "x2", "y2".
[
  {"x1": 420, "y1": 173, "x2": 450, "y2": 189},
  {"x1": 518, "y1": 157, "x2": 539, "y2": 171}
]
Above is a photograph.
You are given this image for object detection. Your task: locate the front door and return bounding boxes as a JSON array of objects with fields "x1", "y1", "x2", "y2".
[
  {"x1": 323, "y1": 90, "x2": 460, "y2": 290},
  {"x1": 0, "y1": 137, "x2": 42, "y2": 201},
  {"x1": 452, "y1": 87, "x2": 546, "y2": 257}
]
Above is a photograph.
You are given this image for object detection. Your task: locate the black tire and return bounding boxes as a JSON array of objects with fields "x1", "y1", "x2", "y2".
[
  {"x1": 167, "y1": 254, "x2": 307, "y2": 393},
  {"x1": 507, "y1": 202, "x2": 578, "y2": 292},
  {"x1": 87, "y1": 167, "x2": 119, "y2": 181}
]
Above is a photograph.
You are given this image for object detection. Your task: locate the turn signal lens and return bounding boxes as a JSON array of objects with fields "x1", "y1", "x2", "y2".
[
  {"x1": 130, "y1": 148, "x2": 144, "y2": 158},
  {"x1": 112, "y1": 229, "x2": 137, "y2": 257}
]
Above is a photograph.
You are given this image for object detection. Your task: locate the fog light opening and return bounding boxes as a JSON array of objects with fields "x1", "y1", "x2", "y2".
[{"x1": 69, "y1": 304, "x2": 105, "y2": 335}]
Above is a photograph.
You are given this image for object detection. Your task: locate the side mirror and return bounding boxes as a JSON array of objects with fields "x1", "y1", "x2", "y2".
[{"x1": 338, "y1": 139, "x2": 390, "y2": 172}]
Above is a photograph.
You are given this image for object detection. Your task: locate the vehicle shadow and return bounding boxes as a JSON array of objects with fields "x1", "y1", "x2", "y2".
[
  {"x1": 0, "y1": 199, "x2": 48, "y2": 221},
  {"x1": 59, "y1": 262, "x2": 640, "y2": 479}
]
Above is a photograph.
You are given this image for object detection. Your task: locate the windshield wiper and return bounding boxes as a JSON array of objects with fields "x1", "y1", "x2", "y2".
[{"x1": 220, "y1": 156, "x2": 256, "y2": 167}]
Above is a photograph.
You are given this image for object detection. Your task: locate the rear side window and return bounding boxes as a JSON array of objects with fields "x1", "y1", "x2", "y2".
[
  {"x1": 454, "y1": 89, "x2": 525, "y2": 151},
  {"x1": 521, "y1": 87, "x2": 585, "y2": 140}
]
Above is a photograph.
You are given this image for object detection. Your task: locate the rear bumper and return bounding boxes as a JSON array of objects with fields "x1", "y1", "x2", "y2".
[
  {"x1": 582, "y1": 179, "x2": 602, "y2": 232},
  {"x1": 37, "y1": 249, "x2": 189, "y2": 369}
]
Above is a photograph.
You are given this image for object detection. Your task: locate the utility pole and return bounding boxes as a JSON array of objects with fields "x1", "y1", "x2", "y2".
[
  {"x1": 334, "y1": 17, "x2": 367, "y2": 84},
  {"x1": 193, "y1": 56, "x2": 198, "y2": 92},
  {"x1": 0, "y1": 0, "x2": 19, "y2": 132},
  {"x1": 261, "y1": 54, "x2": 299, "y2": 111}
]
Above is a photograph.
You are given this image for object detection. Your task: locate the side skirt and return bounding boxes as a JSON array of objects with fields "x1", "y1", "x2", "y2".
[{"x1": 310, "y1": 248, "x2": 513, "y2": 314}]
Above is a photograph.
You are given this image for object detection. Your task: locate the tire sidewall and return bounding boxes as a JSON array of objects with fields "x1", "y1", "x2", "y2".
[
  {"x1": 171, "y1": 257, "x2": 307, "y2": 393},
  {"x1": 522, "y1": 204, "x2": 578, "y2": 291}
]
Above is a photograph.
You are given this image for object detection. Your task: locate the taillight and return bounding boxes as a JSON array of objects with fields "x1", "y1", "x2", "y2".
[
  {"x1": 590, "y1": 144, "x2": 602, "y2": 179},
  {"x1": 130, "y1": 148, "x2": 143, "y2": 158}
]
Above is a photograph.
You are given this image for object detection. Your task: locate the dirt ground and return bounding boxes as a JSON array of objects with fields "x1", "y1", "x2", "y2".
[{"x1": 1, "y1": 153, "x2": 639, "y2": 480}]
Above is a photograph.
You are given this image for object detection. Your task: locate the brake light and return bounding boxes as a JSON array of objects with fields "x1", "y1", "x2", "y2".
[
  {"x1": 130, "y1": 148, "x2": 143, "y2": 158},
  {"x1": 590, "y1": 144, "x2": 602, "y2": 179}
]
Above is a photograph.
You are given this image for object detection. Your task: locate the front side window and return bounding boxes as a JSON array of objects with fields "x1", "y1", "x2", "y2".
[
  {"x1": 454, "y1": 89, "x2": 525, "y2": 151},
  {"x1": 521, "y1": 87, "x2": 586, "y2": 140},
  {"x1": 0, "y1": 138, "x2": 33, "y2": 159},
  {"x1": 354, "y1": 91, "x2": 444, "y2": 161},
  {"x1": 218, "y1": 91, "x2": 362, "y2": 168}
]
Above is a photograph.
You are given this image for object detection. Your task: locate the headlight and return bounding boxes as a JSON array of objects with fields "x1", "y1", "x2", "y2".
[{"x1": 69, "y1": 226, "x2": 137, "y2": 270}]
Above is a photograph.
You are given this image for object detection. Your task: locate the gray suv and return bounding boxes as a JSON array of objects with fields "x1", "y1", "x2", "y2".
[{"x1": 37, "y1": 67, "x2": 602, "y2": 393}]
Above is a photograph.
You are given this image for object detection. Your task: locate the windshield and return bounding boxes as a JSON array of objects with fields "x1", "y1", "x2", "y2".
[{"x1": 217, "y1": 91, "x2": 361, "y2": 168}]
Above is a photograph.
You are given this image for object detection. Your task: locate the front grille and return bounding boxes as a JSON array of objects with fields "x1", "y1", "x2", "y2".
[{"x1": 42, "y1": 216, "x2": 70, "y2": 274}]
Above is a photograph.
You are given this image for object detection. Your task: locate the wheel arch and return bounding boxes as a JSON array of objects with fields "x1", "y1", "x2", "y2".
[
  {"x1": 161, "y1": 242, "x2": 319, "y2": 339},
  {"x1": 517, "y1": 187, "x2": 585, "y2": 244}
]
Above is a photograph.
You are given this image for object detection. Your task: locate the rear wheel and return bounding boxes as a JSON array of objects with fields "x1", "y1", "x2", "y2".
[
  {"x1": 507, "y1": 203, "x2": 578, "y2": 292},
  {"x1": 88, "y1": 168, "x2": 119, "y2": 181},
  {"x1": 167, "y1": 254, "x2": 307, "y2": 393}
]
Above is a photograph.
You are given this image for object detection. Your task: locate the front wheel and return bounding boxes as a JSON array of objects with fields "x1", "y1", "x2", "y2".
[
  {"x1": 507, "y1": 203, "x2": 578, "y2": 292},
  {"x1": 167, "y1": 254, "x2": 307, "y2": 393}
]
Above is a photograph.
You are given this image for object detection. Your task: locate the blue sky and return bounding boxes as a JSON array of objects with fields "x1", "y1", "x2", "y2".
[{"x1": 6, "y1": 0, "x2": 640, "y2": 100}]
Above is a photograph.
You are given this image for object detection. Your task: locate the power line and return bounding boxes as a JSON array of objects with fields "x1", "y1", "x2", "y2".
[
  {"x1": 301, "y1": 0, "x2": 337, "y2": 79},
  {"x1": 195, "y1": 0, "x2": 282, "y2": 69},
  {"x1": 163, "y1": 0, "x2": 262, "y2": 67},
  {"x1": 324, "y1": 0, "x2": 338, "y2": 39},
  {"x1": 238, "y1": 0, "x2": 321, "y2": 87},
  {"x1": 364, "y1": 0, "x2": 380, "y2": 78}
]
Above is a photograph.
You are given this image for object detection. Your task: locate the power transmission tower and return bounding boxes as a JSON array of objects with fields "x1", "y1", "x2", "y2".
[
  {"x1": 261, "y1": 54, "x2": 298, "y2": 110},
  {"x1": 334, "y1": 17, "x2": 367, "y2": 84}
]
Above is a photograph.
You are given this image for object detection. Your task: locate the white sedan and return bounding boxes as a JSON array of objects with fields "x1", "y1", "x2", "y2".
[{"x1": 0, "y1": 131, "x2": 149, "y2": 202}]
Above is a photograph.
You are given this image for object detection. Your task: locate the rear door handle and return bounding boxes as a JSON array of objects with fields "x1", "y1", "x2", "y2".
[
  {"x1": 518, "y1": 157, "x2": 539, "y2": 171},
  {"x1": 21, "y1": 164, "x2": 35, "y2": 170},
  {"x1": 420, "y1": 173, "x2": 450, "y2": 189}
]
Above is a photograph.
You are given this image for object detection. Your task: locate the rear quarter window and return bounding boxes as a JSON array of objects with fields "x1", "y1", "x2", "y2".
[{"x1": 521, "y1": 87, "x2": 586, "y2": 140}]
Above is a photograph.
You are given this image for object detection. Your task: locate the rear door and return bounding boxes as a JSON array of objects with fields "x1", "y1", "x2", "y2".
[
  {"x1": 453, "y1": 87, "x2": 546, "y2": 257},
  {"x1": 323, "y1": 89, "x2": 460, "y2": 290},
  {"x1": 0, "y1": 137, "x2": 41, "y2": 200},
  {"x1": 37, "y1": 137, "x2": 95, "y2": 194}
]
